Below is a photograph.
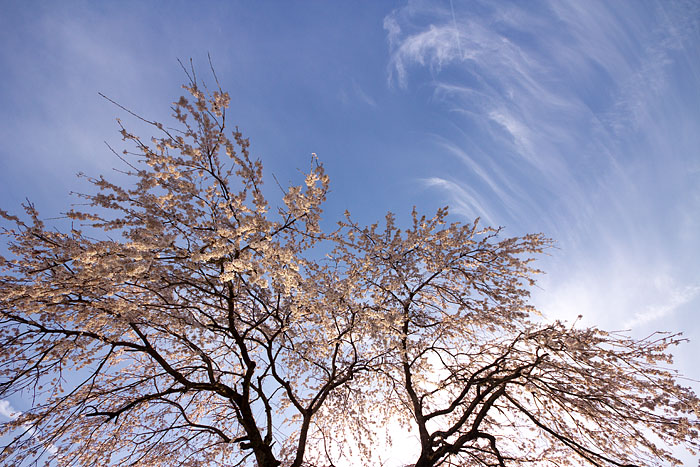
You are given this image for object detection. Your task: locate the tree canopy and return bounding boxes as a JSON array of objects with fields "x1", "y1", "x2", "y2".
[{"x1": 1, "y1": 74, "x2": 698, "y2": 467}]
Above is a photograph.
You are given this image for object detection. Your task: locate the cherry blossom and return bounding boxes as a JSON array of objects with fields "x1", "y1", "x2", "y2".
[{"x1": 1, "y1": 75, "x2": 697, "y2": 467}]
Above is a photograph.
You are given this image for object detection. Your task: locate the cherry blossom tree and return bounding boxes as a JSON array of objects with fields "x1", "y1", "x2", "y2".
[{"x1": 1, "y1": 74, "x2": 698, "y2": 467}]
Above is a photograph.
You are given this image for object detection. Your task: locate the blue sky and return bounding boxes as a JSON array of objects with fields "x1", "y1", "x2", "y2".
[{"x1": 1, "y1": 0, "x2": 699, "y2": 463}]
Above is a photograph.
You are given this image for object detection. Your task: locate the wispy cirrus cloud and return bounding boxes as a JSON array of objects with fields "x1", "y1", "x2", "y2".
[
  {"x1": 383, "y1": 0, "x2": 700, "y2": 341},
  {"x1": 339, "y1": 80, "x2": 378, "y2": 107},
  {"x1": 422, "y1": 176, "x2": 498, "y2": 226},
  {"x1": 624, "y1": 283, "x2": 700, "y2": 329}
]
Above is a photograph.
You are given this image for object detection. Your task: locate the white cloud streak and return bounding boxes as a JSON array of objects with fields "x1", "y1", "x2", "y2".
[
  {"x1": 0, "y1": 399, "x2": 20, "y2": 420},
  {"x1": 0, "y1": 399, "x2": 58, "y2": 456},
  {"x1": 625, "y1": 284, "x2": 700, "y2": 329}
]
